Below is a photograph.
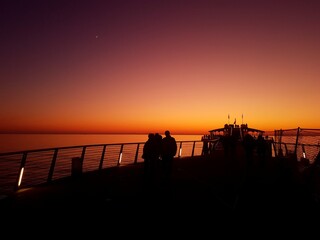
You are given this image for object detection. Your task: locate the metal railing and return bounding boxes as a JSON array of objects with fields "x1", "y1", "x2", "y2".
[
  {"x1": 273, "y1": 128, "x2": 320, "y2": 163},
  {"x1": 0, "y1": 140, "x2": 213, "y2": 194}
]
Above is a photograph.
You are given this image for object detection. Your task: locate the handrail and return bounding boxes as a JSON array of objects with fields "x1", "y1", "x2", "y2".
[
  {"x1": 0, "y1": 140, "x2": 210, "y2": 194},
  {"x1": 3, "y1": 136, "x2": 318, "y2": 194},
  {"x1": 273, "y1": 127, "x2": 320, "y2": 162},
  {"x1": 0, "y1": 142, "x2": 147, "y2": 156}
]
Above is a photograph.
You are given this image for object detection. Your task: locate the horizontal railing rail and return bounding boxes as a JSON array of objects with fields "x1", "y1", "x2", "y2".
[{"x1": 0, "y1": 140, "x2": 213, "y2": 194}]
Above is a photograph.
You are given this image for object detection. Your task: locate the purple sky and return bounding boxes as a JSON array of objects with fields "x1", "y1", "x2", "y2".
[{"x1": 1, "y1": 0, "x2": 320, "y2": 134}]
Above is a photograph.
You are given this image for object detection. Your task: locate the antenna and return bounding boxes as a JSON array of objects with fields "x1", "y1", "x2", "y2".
[{"x1": 242, "y1": 113, "x2": 243, "y2": 124}]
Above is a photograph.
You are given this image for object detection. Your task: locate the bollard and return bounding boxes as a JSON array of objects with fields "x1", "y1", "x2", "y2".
[{"x1": 71, "y1": 157, "x2": 83, "y2": 178}]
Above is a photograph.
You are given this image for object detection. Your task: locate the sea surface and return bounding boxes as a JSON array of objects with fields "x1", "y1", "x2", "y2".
[{"x1": 0, "y1": 133, "x2": 203, "y2": 153}]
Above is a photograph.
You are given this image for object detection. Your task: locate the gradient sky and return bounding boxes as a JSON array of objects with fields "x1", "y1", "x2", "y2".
[{"x1": 1, "y1": 0, "x2": 320, "y2": 134}]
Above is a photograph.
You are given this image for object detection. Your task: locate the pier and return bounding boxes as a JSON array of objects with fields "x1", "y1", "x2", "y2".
[
  {"x1": 1, "y1": 129, "x2": 320, "y2": 232},
  {"x1": 2, "y1": 141, "x2": 318, "y2": 220}
]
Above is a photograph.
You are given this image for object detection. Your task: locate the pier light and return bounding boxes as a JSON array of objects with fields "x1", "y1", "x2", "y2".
[
  {"x1": 302, "y1": 144, "x2": 306, "y2": 159},
  {"x1": 18, "y1": 167, "x2": 24, "y2": 187},
  {"x1": 119, "y1": 153, "x2": 123, "y2": 164}
]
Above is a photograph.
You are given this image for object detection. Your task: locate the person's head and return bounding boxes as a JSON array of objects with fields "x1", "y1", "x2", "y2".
[
  {"x1": 165, "y1": 130, "x2": 170, "y2": 137},
  {"x1": 148, "y1": 133, "x2": 154, "y2": 139}
]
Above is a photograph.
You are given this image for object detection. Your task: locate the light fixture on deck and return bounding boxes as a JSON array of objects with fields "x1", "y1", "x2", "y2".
[
  {"x1": 118, "y1": 153, "x2": 123, "y2": 164},
  {"x1": 18, "y1": 167, "x2": 24, "y2": 187}
]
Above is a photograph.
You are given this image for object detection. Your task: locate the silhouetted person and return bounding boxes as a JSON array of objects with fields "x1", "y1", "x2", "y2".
[
  {"x1": 142, "y1": 133, "x2": 157, "y2": 183},
  {"x1": 221, "y1": 133, "x2": 230, "y2": 158},
  {"x1": 161, "y1": 130, "x2": 177, "y2": 181},
  {"x1": 243, "y1": 132, "x2": 256, "y2": 172},
  {"x1": 221, "y1": 133, "x2": 236, "y2": 159},
  {"x1": 256, "y1": 133, "x2": 266, "y2": 169},
  {"x1": 202, "y1": 137, "x2": 209, "y2": 156},
  {"x1": 221, "y1": 133, "x2": 237, "y2": 176}
]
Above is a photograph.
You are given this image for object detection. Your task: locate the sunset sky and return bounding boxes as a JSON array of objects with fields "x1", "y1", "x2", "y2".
[{"x1": 1, "y1": 0, "x2": 320, "y2": 135}]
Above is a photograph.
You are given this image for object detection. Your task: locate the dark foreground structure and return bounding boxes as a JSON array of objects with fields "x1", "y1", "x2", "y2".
[{"x1": 2, "y1": 141, "x2": 319, "y2": 222}]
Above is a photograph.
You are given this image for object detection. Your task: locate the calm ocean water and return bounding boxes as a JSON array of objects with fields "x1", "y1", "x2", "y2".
[{"x1": 0, "y1": 133, "x2": 203, "y2": 153}]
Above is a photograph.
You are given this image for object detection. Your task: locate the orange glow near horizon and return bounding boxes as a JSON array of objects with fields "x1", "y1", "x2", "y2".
[{"x1": 1, "y1": 1, "x2": 320, "y2": 135}]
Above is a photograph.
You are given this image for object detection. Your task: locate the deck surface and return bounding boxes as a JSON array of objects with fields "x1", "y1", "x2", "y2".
[{"x1": 1, "y1": 144, "x2": 319, "y2": 229}]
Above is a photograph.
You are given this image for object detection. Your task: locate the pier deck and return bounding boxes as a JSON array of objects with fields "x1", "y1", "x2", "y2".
[{"x1": 2, "y1": 145, "x2": 319, "y2": 222}]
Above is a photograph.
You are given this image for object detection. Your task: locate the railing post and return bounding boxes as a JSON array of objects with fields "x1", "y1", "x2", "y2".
[
  {"x1": 274, "y1": 129, "x2": 283, "y2": 157},
  {"x1": 294, "y1": 127, "x2": 300, "y2": 158},
  {"x1": 134, "y1": 143, "x2": 140, "y2": 164},
  {"x1": 284, "y1": 143, "x2": 288, "y2": 156},
  {"x1": 14, "y1": 152, "x2": 28, "y2": 191},
  {"x1": 81, "y1": 146, "x2": 86, "y2": 161},
  {"x1": 47, "y1": 148, "x2": 58, "y2": 183},
  {"x1": 191, "y1": 141, "x2": 195, "y2": 157},
  {"x1": 279, "y1": 129, "x2": 283, "y2": 156},
  {"x1": 118, "y1": 144, "x2": 124, "y2": 166},
  {"x1": 99, "y1": 145, "x2": 107, "y2": 170}
]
